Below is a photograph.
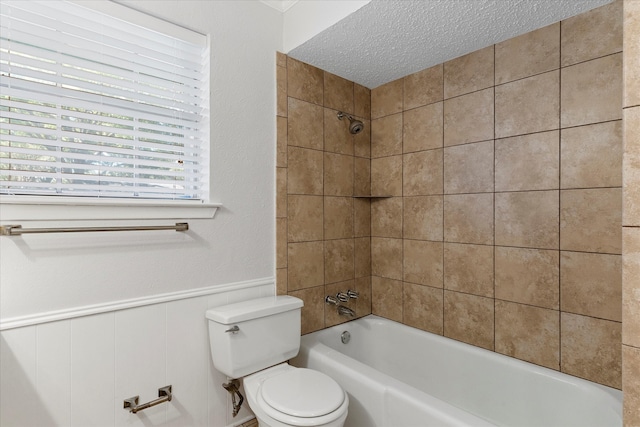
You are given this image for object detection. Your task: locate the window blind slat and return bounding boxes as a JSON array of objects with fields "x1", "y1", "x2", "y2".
[
  {"x1": 1, "y1": 85, "x2": 204, "y2": 125},
  {"x1": 1, "y1": 97, "x2": 206, "y2": 140},
  {"x1": 2, "y1": 3, "x2": 204, "y2": 73},
  {"x1": 0, "y1": 27, "x2": 204, "y2": 83},
  {"x1": 0, "y1": 43, "x2": 204, "y2": 100}
]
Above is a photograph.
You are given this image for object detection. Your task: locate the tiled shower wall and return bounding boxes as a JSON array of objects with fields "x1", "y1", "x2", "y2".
[
  {"x1": 623, "y1": 0, "x2": 640, "y2": 424},
  {"x1": 276, "y1": 0, "x2": 624, "y2": 390},
  {"x1": 275, "y1": 53, "x2": 374, "y2": 333},
  {"x1": 368, "y1": 1, "x2": 623, "y2": 390}
]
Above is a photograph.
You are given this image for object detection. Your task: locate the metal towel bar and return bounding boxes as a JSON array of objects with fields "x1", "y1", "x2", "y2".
[
  {"x1": 0, "y1": 223, "x2": 188, "y2": 236},
  {"x1": 124, "y1": 385, "x2": 172, "y2": 414}
]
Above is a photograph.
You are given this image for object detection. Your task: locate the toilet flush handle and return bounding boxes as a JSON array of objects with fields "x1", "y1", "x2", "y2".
[{"x1": 225, "y1": 325, "x2": 240, "y2": 334}]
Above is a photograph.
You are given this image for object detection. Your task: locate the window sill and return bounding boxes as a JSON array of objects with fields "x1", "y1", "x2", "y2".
[{"x1": 0, "y1": 196, "x2": 222, "y2": 221}]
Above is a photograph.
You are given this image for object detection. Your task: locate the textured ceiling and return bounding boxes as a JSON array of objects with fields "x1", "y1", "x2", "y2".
[{"x1": 287, "y1": 0, "x2": 613, "y2": 89}]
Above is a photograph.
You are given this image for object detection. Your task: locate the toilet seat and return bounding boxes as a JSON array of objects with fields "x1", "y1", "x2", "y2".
[
  {"x1": 261, "y1": 368, "x2": 345, "y2": 417},
  {"x1": 249, "y1": 365, "x2": 348, "y2": 427}
]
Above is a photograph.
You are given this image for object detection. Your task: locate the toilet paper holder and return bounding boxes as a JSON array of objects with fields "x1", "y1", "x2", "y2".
[{"x1": 123, "y1": 385, "x2": 172, "y2": 414}]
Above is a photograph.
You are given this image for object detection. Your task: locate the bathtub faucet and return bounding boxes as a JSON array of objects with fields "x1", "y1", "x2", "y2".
[
  {"x1": 325, "y1": 294, "x2": 356, "y2": 318},
  {"x1": 337, "y1": 305, "x2": 356, "y2": 317}
]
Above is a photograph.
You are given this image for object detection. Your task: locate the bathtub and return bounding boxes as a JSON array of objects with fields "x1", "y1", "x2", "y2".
[{"x1": 290, "y1": 315, "x2": 622, "y2": 427}]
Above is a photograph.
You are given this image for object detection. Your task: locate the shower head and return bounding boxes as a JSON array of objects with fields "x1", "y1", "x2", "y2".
[{"x1": 337, "y1": 111, "x2": 364, "y2": 135}]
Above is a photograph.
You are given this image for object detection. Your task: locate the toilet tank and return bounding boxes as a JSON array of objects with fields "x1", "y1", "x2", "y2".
[{"x1": 206, "y1": 296, "x2": 304, "y2": 378}]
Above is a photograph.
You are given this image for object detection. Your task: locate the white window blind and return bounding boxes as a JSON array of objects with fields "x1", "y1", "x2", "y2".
[{"x1": 0, "y1": 0, "x2": 210, "y2": 201}]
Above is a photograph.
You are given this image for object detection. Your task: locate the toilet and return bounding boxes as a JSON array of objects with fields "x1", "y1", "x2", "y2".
[{"x1": 206, "y1": 296, "x2": 348, "y2": 427}]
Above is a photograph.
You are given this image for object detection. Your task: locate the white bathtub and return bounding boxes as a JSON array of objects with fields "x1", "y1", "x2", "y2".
[{"x1": 291, "y1": 315, "x2": 622, "y2": 427}]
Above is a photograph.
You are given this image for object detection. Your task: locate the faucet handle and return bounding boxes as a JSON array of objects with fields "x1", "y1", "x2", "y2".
[
  {"x1": 346, "y1": 290, "x2": 359, "y2": 299},
  {"x1": 325, "y1": 295, "x2": 339, "y2": 305},
  {"x1": 336, "y1": 292, "x2": 350, "y2": 302}
]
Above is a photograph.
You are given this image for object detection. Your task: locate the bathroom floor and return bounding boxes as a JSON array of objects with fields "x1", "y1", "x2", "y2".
[{"x1": 239, "y1": 419, "x2": 258, "y2": 427}]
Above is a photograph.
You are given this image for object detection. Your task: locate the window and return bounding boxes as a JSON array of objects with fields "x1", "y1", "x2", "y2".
[{"x1": 0, "y1": 1, "x2": 210, "y2": 204}]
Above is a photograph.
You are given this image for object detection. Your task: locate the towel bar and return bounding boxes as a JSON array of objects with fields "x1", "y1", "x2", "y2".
[{"x1": 0, "y1": 223, "x2": 188, "y2": 236}]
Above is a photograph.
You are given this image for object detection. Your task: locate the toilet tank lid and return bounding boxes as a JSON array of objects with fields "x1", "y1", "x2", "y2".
[{"x1": 206, "y1": 296, "x2": 303, "y2": 324}]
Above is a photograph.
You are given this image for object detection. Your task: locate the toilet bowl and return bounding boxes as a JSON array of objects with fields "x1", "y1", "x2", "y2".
[
  {"x1": 244, "y1": 363, "x2": 348, "y2": 427},
  {"x1": 205, "y1": 296, "x2": 348, "y2": 427}
]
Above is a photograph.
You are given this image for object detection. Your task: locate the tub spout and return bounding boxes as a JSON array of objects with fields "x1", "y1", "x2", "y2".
[{"x1": 337, "y1": 305, "x2": 355, "y2": 317}]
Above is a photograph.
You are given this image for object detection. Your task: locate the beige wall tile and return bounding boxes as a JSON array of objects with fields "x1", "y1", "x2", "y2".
[
  {"x1": 288, "y1": 147, "x2": 323, "y2": 195},
  {"x1": 355, "y1": 276, "x2": 372, "y2": 317},
  {"x1": 444, "y1": 291, "x2": 495, "y2": 350},
  {"x1": 444, "y1": 193, "x2": 494, "y2": 245},
  {"x1": 276, "y1": 167, "x2": 287, "y2": 217},
  {"x1": 277, "y1": 65, "x2": 287, "y2": 117},
  {"x1": 623, "y1": 345, "x2": 640, "y2": 424},
  {"x1": 277, "y1": 218, "x2": 287, "y2": 269},
  {"x1": 277, "y1": 268, "x2": 287, "y2": 295},
  {"x1": 371, "y1": 113, "x2": 403, "y2": 158},
  {"x1": 403, "y1": 102, "x2": 443, "y2": 153},
  {"x1": 371, "y1": 78, "x2": 403, "y2": 119},
  {"x1": 495, "y1": 70, "x2": 559, "y2": 138},
  {"x1": 288, "y1": 241, "x2": 324, "y2": 291},
  {"x1": 371, "y1": 197, "x2": 403, "y2": 238},
  {"x1": 403, "y1": 240, "x2": 443, "y2": 287},
  {"x1": 495, "y1": 131, "x2": 559, "y2": 192},
  {"x1": 623, "y1": 227, "x2": 640, "y2": 347},
  {"x1": 324, "y1": 72, "x2": 354, "y2": 114},
  {"x1": 403, "y1": 64, "x2": 443, "y2": 110},
  {"x1": 354, "y1": 237, "x2": 371, "y2": 278},
  {"x1": 495, "y1": 300, "x2": 560, "y2": 370},
  {"x1": 277, "y1": 116, "x2": 287, "y2": 167},
  {"x1": 324, "y1": 108, "x2": 354, "y2": 155},
  {"x1": 444, "y1": 88, "x2": 494, "y2": 147},
  {"x1": 561, "y1": 0, "x2": 623, "y2": 67},
  {"x1": 403, "y1": 282, "x2": 444, "y2": 334},
  {"x1": 444, "y1": 46, "x2": 494, "y2": 99},
  {"x1": 290, "y1": 285, "x2": 325, "y2": 334},
  {"x1": 495, "y1": 247, "x2": 559, "y2": 309},
  {"x1": 354, "y1": 84, "x2": 371, "y2": 119},
  {"x1": 354, "y1": 198, "x2": 371, "y2": 237},
  {"x1": 403, "y1": 149, "x2": 444, "y2": 196},
  {"x1": 371, "y1": 155, "x2": 402, "y2": 196},
  {"x1": 288, "y1": 98, "x2": 323, "y2": 150},
  {"x1": 371, "y1": 276, "x2": 403, "y2": 322},
  {"x1": 371, "y1": 237, "x2": 403, "y2": 280},
  {"x1": 561, "y1": 53, "x2": 623, "y2": 128},
  {"x1": 444, "y1": 140, "x2": 494, "y2": 194},
  {"x1": 495, "y1": 22, "x2": 560, "y2": 85},
  {"x1": 403, "y1": 196, "x2": 444, "y2": 241},
  {"x1": 325, "y1": 239, "x2": 355, "y2": 284},
  {"x1": 495, "y1": 190, "x2": 559, "y2": 249},
  {"x1": 324, "y1": 152, "x2": 353, "y2": 196},
  {"x1": 624, "y1": 0, "x2": 640, "y2": 107},
  {"x1": 560, "y1": 188, "x2": 622, "y2": 254},
  {"x1": 287, "y1": 57, "x2": 323, "y2": 105},
  {"x1": 561, "y1": 251, "x2": 622, "y2": 321},
  {"x1": 325, "y1": 280, "x2": 356, "y2": 327},
  {"x1": 561, "y1": 121, "x2": 622, "y2": 189},
  {"x1": 561, "y1": 312, "x2": 622, "y2": 389},
  {"x1": 354, "y1": 157, "x2": 371, "y2": 197},
  {"x1": 624, "y1": 108, "x2": 640, "y2": 225},
  {"x1": 288, "y1": 195, "x2": 323, "y2": 242},
  {"x1": 324, "y1": 196, "x2": 353, "y2": 240},
  {"x1": 444, "y1": 243, "x2": 494, "y2": 297},
  {"x1": 354, "y1": 119, "x2": 371, "y2": 158}
]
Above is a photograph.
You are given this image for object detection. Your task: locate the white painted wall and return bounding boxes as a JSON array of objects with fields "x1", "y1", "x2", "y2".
[
  {"x1": 283, "y1": 0, "x2": 370, "y2": 52},
  {"x1": 1, "y1": 283, "x2": 273, "y2": 427},
  {"x1": 0, "y1": 0, "x2": 282, "y2": 322},
  {"x1": 1, "y1": 1, "x2": 282, "y2": 426}
]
